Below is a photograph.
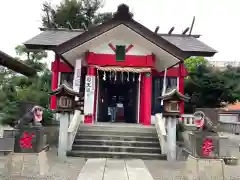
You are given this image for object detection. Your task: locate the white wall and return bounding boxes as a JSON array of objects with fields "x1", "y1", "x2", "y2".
[
  {"x1": 90, "y1": 39, "x2": 151, "y2": 56},
  {"x1": 219, "y1": 114, "x2": 238, "y2": 123}
]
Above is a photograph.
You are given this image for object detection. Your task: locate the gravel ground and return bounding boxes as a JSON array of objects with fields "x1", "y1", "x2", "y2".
[{"x1": 0, "y1": 148, "x2": 86, "y2": 180}]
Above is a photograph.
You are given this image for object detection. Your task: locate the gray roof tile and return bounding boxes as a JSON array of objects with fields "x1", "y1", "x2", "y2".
[
  {"x1": 24, "y1": 30, "x2": 217, "y2": 55},
  {"x1": 24, "y1": 30, "x2": 83, "y2": 46},
  {"x1": 161, "y1": 35, "x2": 217, "y2": 53}
]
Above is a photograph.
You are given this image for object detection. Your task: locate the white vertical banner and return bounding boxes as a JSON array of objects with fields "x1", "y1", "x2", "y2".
[
  {"x1": 73, "y1": 59, "x2": 82, "y2": 100},
  {"x1": 84, "y1": 75, "x2": 96, "y2": 115}
]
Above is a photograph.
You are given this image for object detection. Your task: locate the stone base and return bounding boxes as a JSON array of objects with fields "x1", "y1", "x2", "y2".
[
  {"x1": 189, "y1": 132, "x2": 220, "y2": 158},
  {"x1": 183, "y1": 155, "x2": 225, "y2": 180},
  {"x1": 3, "y1": 150, "x2": 49, "y2": 177}
]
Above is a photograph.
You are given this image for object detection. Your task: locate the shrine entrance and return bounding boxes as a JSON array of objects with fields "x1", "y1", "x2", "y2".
[{"x1": 96, "y1": 70, "x2": 139, "y2": 123}]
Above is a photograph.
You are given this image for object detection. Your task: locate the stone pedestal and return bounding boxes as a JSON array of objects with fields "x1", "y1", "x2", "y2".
[
  {"x1": 3, "y1": 150, "x2": 49, "y2": 177},
  {"x1": 184, "y1": 155, "x2": 225, "y2": 180},
  {"x1": 189, "y1": 132, "x2": 220, "y2": 158},
  {"x1": 14, "y1": 127, "x2": 46, "y2": 153}
]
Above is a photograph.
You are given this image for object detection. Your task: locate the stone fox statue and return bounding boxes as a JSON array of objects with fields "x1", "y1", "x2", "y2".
[
  {"x1": 201, "y1": 116, "x2": 217, "y2": 133},
  {"x1": 194, "y1": 111, "x2": 217, "y2": 133},
  {"x1": 15, "y1": 106, "x2": 43, "y2": 129}
]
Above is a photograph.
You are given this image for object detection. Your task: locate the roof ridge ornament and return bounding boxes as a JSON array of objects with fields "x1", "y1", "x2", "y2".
[{"x1": 113, "y1": 4, "x2": 133, "y2": 21}]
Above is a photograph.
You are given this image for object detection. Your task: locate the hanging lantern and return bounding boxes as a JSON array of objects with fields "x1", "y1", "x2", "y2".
[
  {"x1": 127, "y1": 72, "x2": 129, "y2": 82},
  {"x1": 109, "y1": 71, "x2": 112, "y2": 81},
  {"x1": 138, "y1": 73, "x2": 141, "y2": 82}
]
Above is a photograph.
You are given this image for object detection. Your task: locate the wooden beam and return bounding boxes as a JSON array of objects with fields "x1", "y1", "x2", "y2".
[{"x1": 168, "y1": 27, "x2": 175, "y2": 34}]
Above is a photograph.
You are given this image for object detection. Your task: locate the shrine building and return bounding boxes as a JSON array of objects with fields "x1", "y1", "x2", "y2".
[{"x1": 24, "y1": 4, "x2": 216, "y2": 125}]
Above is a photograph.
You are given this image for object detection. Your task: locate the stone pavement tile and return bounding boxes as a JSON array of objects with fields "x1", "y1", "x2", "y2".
[
  {"x1": 125, "y1": 159, "x2": 154, "y2": 180},
  {"x1": 77, "y1": 158, "x2": 106, "y2": 180},
  {"x1": 103, "y1": 159, "x2": 128, "y2": 180},
  {"x1": 0, "y1": 148, "x2": 86, "y2": 180},
  {"x1": 224, "y1": 164, "x2": 240, "y2": 180}
]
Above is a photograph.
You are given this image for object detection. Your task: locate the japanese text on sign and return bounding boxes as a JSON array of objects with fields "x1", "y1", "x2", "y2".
[
  {"x1": 202, "y1": 138, "x2": 214, "y2": 157},
  {"x1": 84, "y1": 75, "x2": 95, "y2": 115}
]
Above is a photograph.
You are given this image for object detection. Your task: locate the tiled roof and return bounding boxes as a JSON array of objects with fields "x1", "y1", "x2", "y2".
[
  {"x1": 24, "y1": 29, "x2": 216, "y2": 57},
  {"x1": 24, "y1": 4, "x2": 217, "y2": 58},
  {"x1": 24, "y1": 30, "x2": 83, "y2": 47},
  {"x1": 161, "y1": 35, "x2": 217, "y2": 53}
]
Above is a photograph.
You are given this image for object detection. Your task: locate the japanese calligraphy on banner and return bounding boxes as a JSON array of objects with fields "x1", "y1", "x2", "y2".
[
  {"x1": 73, "y1": 59, "x2": 82, "y2": 98},
  {"x1": 84, "y1": 75, "x2": 95, "y2": 115}
]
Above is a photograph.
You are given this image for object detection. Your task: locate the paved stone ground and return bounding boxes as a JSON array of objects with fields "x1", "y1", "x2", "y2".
[
  {"x1": 144, "y1": 160, "x2": 186, "y2": 180},
  {"x1": 1, "y1": 133, "x2": 240, "y2": 180},
  {"x1": 77, "y1": 159, "x2": 154, "y2": 180}
]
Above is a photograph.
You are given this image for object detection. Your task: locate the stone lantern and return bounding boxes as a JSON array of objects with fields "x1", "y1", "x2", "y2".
[
  {"x1": 158, "y1": 88, "x2": 190, "y2": 161},
  {"x1": 50, "y1": 84, "x2": 80, "y2": 113},
  {"x1": 159, "y1": 88, "x2": 190, "y2": 117},
  {"x1": 50, "y1": 83, "x2": 80, "y2": 159}
]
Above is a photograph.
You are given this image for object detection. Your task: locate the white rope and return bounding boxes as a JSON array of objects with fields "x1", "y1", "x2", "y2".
[
  {"x1": 161, "y1": 68, "x2": 167, "y2": 105},
  {"x1": 95, "y1": 66, "x2": 150, "y2": 73}
]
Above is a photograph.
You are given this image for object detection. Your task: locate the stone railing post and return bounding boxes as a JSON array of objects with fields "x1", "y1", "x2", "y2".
[
  {"x1": 166, "y1": 115, "x2": 178, "y2": 161},
  {"x1": 58, "y1": 113, "x2": 70, "y2": 160}
]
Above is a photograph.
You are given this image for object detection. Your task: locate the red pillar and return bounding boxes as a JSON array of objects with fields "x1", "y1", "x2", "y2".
[
  {"x1": 50, "y1": 55, "x2": 60, "y2": 110},
  {"x1": 140, "y1": 72, "x2": 152, "y2": 126},
  {"x1": 139, "y1": 74, "x2": 144, "y2": 124},
  {"x1": 179, "y1": 62, "x2": 185, "y2": 114},
  {"x1": 84, "y1": 66, "x2": 96, "y2": 124}
]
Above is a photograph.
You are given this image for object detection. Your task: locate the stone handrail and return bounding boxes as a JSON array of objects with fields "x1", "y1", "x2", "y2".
[
  {"x1": 155, "y1": 113, "x2": 167, "y2": 154},
  {"x1": 181, "y1": 114, "x2": 195, "y2": 126},
  {"x1": 218, "y1": 121, "x2": 240, "y2": 134},
  {"x1": 67, "y1": 110, "x2": 82, "y2": 151},
  {"x1": 0, "y1": 125, "x2": 13, "y2": 138},
  {"x1": 180, "y1": 114, "x2": 196, "y2": 130}
]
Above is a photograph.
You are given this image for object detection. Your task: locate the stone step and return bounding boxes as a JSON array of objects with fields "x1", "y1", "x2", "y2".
[
  {"x1": 72, "y1": 144, "x2": 161, "y2": 154},
  {"x1": 75, "y1": 134, "x2": 159, "y2": 142},
  {"x1": 74, "y1": 139, "x2": 160, "y2": 147},
  {"x1": 67, "y1": 150, "x2": 167, "y2": 160},
  {"x1": 79, "y1": 124, "x2": 156, "y2": 133},
  {"x1": 77, "y1": 130, "x2": 157, "y2": 137}
]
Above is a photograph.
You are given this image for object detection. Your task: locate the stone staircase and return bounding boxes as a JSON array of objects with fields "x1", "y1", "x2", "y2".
[{"x1": 67, "y1": 123, "x2": 166, "y2": 160}]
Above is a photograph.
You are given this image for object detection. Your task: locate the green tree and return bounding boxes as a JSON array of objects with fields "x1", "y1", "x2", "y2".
[
  {"x1": 0, "y1": 45, "x2": 53, "y2": 126},
  {"x1": 42, "y1": 0, "x2": 113, "y2": 29},
  {"x1": 184, "y1": 63, "x2": 240, "y2": 112},
  {"x1": 15, "y1": 45, "x2": 48, "y2": 71},
  {"x1": 184, "y1": 56, "x2": 208, "y2": 73}
]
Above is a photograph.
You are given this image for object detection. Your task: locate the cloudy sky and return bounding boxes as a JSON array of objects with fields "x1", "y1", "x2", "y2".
[{"x1": 0, "y1": 0, "x2": 239, "y2": 65}]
